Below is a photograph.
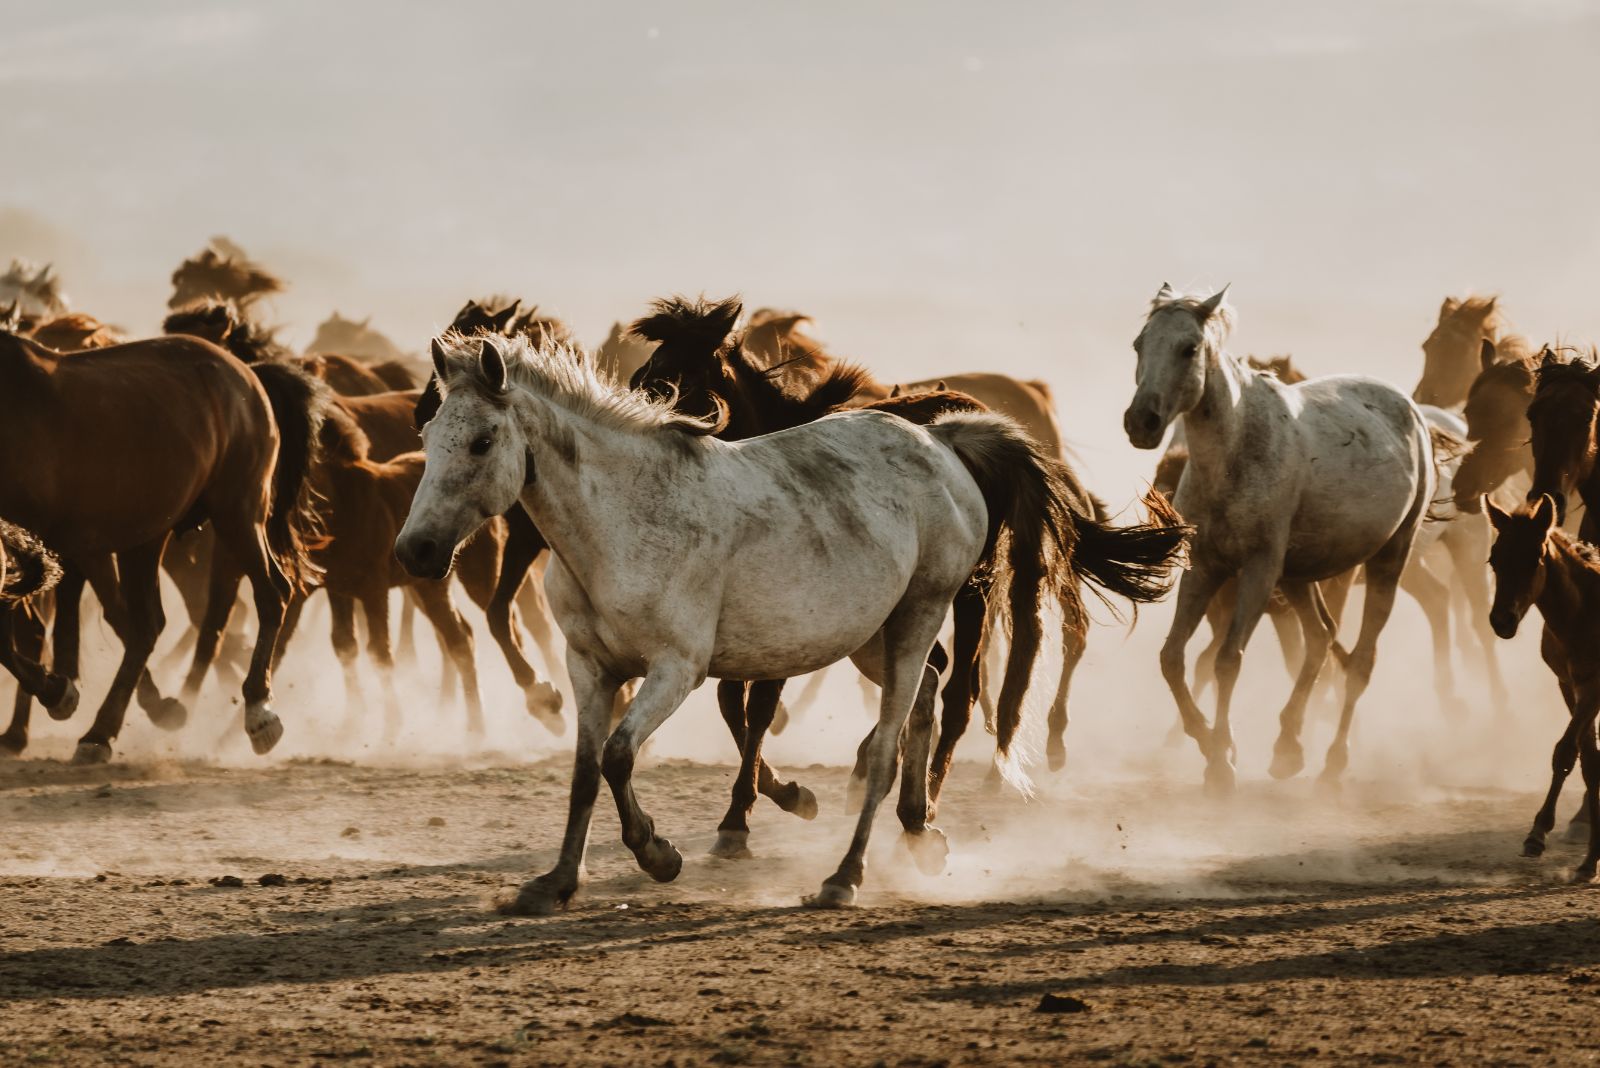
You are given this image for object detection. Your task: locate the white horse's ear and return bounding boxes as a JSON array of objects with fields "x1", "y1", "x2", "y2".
[
  {"x1": 1485, "y1": 497, "x2": 1509, "y2": 531},
  {"x1": 431, "y1": 337, "x2": 449, "y2": 380},
  {"x1": 479, "y1": 338, "x2": 509, "y2": 394},
  {"x1": 1156, "y1": 281, "x2": 1175, "y2": 301},
  {"x1": 1534, "y1": 493, "x2": 1558, "y2": 531},
  {"x1": 1196, "y1": 285, "x2": 1230, "y2": 319},
  {"x1": 1480, "y1": 338, "x2": 1497, "y2": 373}
]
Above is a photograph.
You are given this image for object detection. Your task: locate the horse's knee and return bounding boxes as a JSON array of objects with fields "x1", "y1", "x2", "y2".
[
  {"x1": 601, "y1": 732, "x2": 635, "y2": 786},
  {"x1": 1159, "y1": 642, "x2": 1187, "y2": 686},
  {"x1": 1213, "y1": 646, "x2": 1243, "y2": 685}
]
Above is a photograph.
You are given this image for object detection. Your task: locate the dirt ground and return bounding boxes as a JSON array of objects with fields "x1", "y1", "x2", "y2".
[{"x1": 3, "y1": 750, "x2": 1599, "y2": 1067}]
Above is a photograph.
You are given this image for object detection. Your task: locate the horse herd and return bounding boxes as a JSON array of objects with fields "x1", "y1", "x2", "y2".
[{"x1": 0, "y1": 241, "x2": 1597, "y2": 908}]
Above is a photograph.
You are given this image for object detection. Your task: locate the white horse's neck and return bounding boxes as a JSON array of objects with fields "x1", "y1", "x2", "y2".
[{"x1": 1180, "y1": 351, "x2": 1253, "y2": 480}]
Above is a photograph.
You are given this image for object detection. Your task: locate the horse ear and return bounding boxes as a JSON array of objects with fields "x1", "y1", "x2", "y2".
[
  {"x1": 1155, "y1": 281, "x2": 1175, "y2": 301},
  {"x1": 1480, "y1": 338, "x2": 1497, "y2": 373},
  {"x1": 479, "y1": 338, "x2": 509, "y2": 393},
  {"x1": 359, "y1": 316, "x2": 371, "y2": 329},
  {"x1": 1441, "y1": 296, "x2": 1461, "y2": 316},
  {"x1": 1534, "y1": 493, "x2": 1558, "y2": 532},
  {"x1": 1196, "y1": 284, "x2": 1230, "y2": 320},
  {"x1": 935, "y1": 379, "x2": 947, "y2": 391},
  {"x1": 1485, "y1": 497, "x2": 1509, "y2": 532},
  {"x1": 431, "y1": 337, "x2": 448, "y2": 380},
  {"x1": 889, "y1": 384, "x2": 901, "y2": 397},
  {"x1": 491, "y1": 300, "x2": 522, "y2": 332}
]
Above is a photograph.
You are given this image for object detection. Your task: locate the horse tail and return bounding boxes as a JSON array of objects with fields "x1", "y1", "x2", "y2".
[
  {"x1": 0, "y1": 519, "x2": 61, "y2": 603},
  {"x1": 932, "y1": 412, "x2": 1190, "y2": 791},
  {"x1": 249, "y1": 360, "x2": 328, "y2": 593}
]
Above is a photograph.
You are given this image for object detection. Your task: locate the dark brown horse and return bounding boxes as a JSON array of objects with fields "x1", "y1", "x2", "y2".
[
  {"x1": 629, "y1": 295, "x2": 1187, "y2": 854},
  {"x1": 168, "y1": 238, "x2": 284, "y2": 311},
  {"x1": 1525, "y1": 347, "x2": 1600, "y2": 540},
  {"x1": 0, "y1": 331, "x2": 320, "y2": 762},
  {"x1": 1487, "y1": 495, "x2": 1600, "y2": 880}
]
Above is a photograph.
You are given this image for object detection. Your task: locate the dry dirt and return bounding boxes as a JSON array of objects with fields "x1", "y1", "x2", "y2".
[{"x1": 2, "y1": 750, "x2": 1599, "y2": 1067}]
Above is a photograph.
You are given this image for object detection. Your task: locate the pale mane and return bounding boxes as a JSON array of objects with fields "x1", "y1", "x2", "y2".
[{"x1": 434, "y1": 330, "x2": 719, "y2": 437}]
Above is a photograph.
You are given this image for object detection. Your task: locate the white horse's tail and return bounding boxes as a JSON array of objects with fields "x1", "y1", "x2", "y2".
[{"x1": 931, "y1": 412, "x2": 1191, "y2": 790}]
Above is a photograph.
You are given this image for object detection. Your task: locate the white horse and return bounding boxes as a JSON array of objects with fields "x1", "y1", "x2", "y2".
[
  {"x1": 396, "y1": 333, "x2": 1090, "y2": 910},
  {"x1": 1124, "y1": 284, "x2": 1434, "y2": 793}
]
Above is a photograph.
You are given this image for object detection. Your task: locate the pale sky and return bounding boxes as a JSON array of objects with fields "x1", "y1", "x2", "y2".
[{"x1": 5, "y1": 0, "x2": 1599, "y2": 494}]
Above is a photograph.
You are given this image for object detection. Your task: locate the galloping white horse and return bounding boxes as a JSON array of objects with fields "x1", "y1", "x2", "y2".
[
  {"x1": 397, "y1": 333, "x2": 1089, "y2": 909},
  {"x1": 1124, "y1": 284, "x2": 1434, "y2": 793}
]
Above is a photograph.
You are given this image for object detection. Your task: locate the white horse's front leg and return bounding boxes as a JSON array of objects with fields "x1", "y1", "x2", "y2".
[
  {"x1": 500, "y1": 654, "x2": 621, "y2": 916},
  {"x1": 602, "y1": 658, "x2": 703, "y2": 882},
  {"x1": 1207, "y1": 555, "x2": 1280, "y2": 797},
  {"x1": 1159, "y1": 562, "x2": 1227, "y2": 755}
]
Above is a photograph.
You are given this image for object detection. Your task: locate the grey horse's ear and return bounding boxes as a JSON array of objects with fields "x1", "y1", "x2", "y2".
[
  {"x1": 1480, "y1": 338, "x2": 1497, "y2": 373},
  {"x1": 1196, "y1": 284, "x2": 1231, "y2": 319},
  {"x1": 479, "y1": 338, "x2": 509, "y2": 393},
  {"x1": 431, "y1": 337, "x2": 448, "y2": 380},
  {"x1": 1156, "y1": 281, "x2": 1175, "y2": 301}
]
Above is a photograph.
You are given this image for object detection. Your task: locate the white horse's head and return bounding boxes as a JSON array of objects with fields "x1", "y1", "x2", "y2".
[
  {"x1": 396, "y1": 336, "x2": 530, "y2": 579},
  {"x1": 1123, "y1": 283, "x2": 1233, "y2": 449}
]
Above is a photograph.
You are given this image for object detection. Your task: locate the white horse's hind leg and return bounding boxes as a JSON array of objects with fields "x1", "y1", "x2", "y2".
[
  {"x1": 501, "y1": 655, "x2": 621, "y2": 915},
  {"x1": 1268, "y1": 582, "x2": 1335, "y2": 780},
  {"x1": 1399, "y1": 558, "x2": 1462, "y2": 718},
  {"x1": 1320, "y1": 533, "x2": 1411, "y2": 786},
  {"x1": 810, "y1": 602, "x2": 947, "y2": 908},
  {"x1": 602, "y1": 659, "x2": 701, "y2": 882},
  {"x1": 1206, "y1": 556, "x2": 1280, "y2": 796}
]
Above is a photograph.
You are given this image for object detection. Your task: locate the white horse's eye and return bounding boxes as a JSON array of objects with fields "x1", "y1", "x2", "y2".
[{"x1": 470, "y1": 434, "x2": 493, "y2": 456}]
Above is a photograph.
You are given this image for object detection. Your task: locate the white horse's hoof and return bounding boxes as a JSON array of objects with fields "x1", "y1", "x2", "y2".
[
  {"x1": 46, "y1": 679, "x2": 80, "y2": 721},
  {"x1": 146, "y1": 696, "x2": 189, "y2": 732},
  {"x1": 804, "y1": 882, "x2": 857, "y2": 909},
  {"x1": 709, "y1": 830, "x2": 753, "y2": 860},
  {"x1": 903, "y1": 827, "x2": 950, "y2": 876},
  {"x1": 72, "y1": 741, "x2": 113, "y2": 766},
  {"x1": 525, "y1": 682, "x2": 565, "y2": 734},
  {"x1": 245, "y1": 703, "x2": 284, "y2": 755}
]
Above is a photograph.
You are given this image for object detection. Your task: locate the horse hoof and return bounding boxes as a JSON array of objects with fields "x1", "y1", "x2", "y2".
[
  {"x1": 496, "y1": 878, "x2": 570, "y2": 916},
  {"x1": 1523, "y1": 837, "x2": 1547, "y2": 859},
  {"x1": 638, "y1": 838, "x2": 683, "y2": 883},
  {"x1": 1573, "y1": 866, "x2": 1598, "y2": 885},
  {"x1": 803, "y1": 881, "x2": 857, "y2": 909},
  {"x1": 526, "y1": 682, "x2": 565, "y2": 734},
  {"x1": 786, "y1": 785, "x2": 819, "y2": 821},
  {"x1": 709, "y1": 830, "x2": 753, "y2": 860},
  {"x1": 903, "y1": 827, "x2": 950, "y2": 877},
  {"x1": 72, "y1": 741, "x2": 113, "y2": 766},
  {"x1": 0, "y1": 730, "x2": 26, "y2": 756},
  {"x1": 245, "y1": 704, "x2": 283, "y2": 755},
  {"x1": 1268, "y1": 743, "x2": 1305, "y2": 781},
  {"x1": 1047, "y1": 737, "x2": 1067, "y2": 773},
  {"x1": 146, "y1": 697, "x2": 188, "y2": 732},
  {"x1": 770, "y1": 700, "x2": 790, "y2": 737},
  {"x1": 1314, "y1": 771, "x2": 1343, "y2": 799},
  {"x1": 45, "y1": 679, "x2": 80, "y2": 722},
  {"x1": 1202, "y1": 761, "x2": 1235, "y2": 799},
  {"x1": 1563, "y1": 822, "x2": 1591, "y2": 845}
]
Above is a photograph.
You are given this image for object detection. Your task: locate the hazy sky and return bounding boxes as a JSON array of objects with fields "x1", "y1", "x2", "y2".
[{"x1": 6, "y1": 0, "x2": 1599, "y2": 492}]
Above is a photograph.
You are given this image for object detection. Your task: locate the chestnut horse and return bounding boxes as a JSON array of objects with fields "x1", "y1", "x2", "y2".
[
  {"x1": 1454, "y1": 340, "x2": 1539, "y2": 513},
  {"x1": 0, "y1": 330, "x2": 320, "y2": 762},
  {"x1": 1414, "y1": 295, "x2": 1532, "y2": 410},
  {"x1": 167, "y1": 238, "x2": 284, "y2": 311}
]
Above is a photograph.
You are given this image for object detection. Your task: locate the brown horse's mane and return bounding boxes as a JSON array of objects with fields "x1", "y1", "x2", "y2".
[
  {"x1": 452, "y1": 297, "x2": 583, "y2": 353},
  {"x1": 169, "y1": 239, "x2": 285, "y2": 307},
  {"x1": 30, "y1": 313, "x2": 125, "y2": 353},
  {"x1": 319, "y1": 399, "x2": 374, "y2": 465},
  {"x1": 630, "y1": 294, "x2": 743, "y2": 354},
  {"x1": 163, "y1": 300, "x2": 294, "y2": 363}
]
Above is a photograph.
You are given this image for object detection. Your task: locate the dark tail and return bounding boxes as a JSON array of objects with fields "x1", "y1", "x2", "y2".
[
  {"x1": 931, "y1": 413, "x2": 1190, "y2": 787},
  {"x1": 249, "y1": 360, "x2": 328, "y2": 592},
  {"x1": 0, "y1": 519, "x2": 61, "y2": 603}
]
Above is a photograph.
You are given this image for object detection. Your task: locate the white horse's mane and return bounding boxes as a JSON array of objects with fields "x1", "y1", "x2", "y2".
[
  {"x1": 434, "y1": 330, "x2": 715, "y2": 436},
  {"x1": 1146, "y1": 287, "x2": 1238, "y2": 344}
]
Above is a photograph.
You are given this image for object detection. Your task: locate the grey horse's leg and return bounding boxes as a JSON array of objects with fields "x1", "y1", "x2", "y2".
[
  {"x1": 1205, "y1": 555, "x2": 1281, "y2": 797},
  {"x1": 1268, "y1": 581, "x2": 1335, "y2": 780}
]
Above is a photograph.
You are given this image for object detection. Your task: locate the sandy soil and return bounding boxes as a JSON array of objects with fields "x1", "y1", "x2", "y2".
[{"x1": 3, "y1": 750, "x2": 1598, "y2": 1067}]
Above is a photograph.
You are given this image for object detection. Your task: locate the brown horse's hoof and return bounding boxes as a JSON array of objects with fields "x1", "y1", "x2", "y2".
[
  {"x1": 72, "y1": 741, "x2": 113, "y2": 766},
  {"x1": 1573, "y1": 865, "x2": 1598, "y2": 885},
  {"x1": 0, "y1": 730, "x2": 26, "y2": 756},
  {"x1": 803, "y1": 881, "x2": 857, "y2": 909},
  {"x1": 1203, "y1": 760, "x2": 1236, "y2": 799},
  {"x1": 785, "y1": 785, "x2": 819, "y2": 821},
  {"x1": 902, "y1": 826, "x2": 950, "y2": 877},
  {"x1": 525, "y1": 682, "x2": 565, "y2": 734},
  {"x1": 1523, "y1": 837, "x2": 1547, "y2": 858},
  {"x1": 496, "y1": 876, "x2": 572, "y2": 916},
  {"x1": 146, "y1": 697, "x2": 188, "y2": 732},
  {"x1": 636, "y1": 837, "x2": 683, "y2": 882},
  {"x1": 245, "y1": 704, "x2": 283, "y2": 755},
  {"x1": 709, "y1": 830, "x2": 753, "y2": 860},
  {"x1": 1268, "y1": 741, "x2": 1305, "y2": 781},
  {"x1": 45, "y1": 679, "x2": 80, "y2": 722}
]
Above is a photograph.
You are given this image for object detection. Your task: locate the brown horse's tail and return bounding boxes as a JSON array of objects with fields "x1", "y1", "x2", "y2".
[
  {"x1": 249, "y1": 360, "x2": 327, "y2": 593},
  {"x1": 0, "y1": 519, "x2": 61, "y2": 604},
  {"x1": 932, "y1": 413, "x2": 1190, "y2": 790}
]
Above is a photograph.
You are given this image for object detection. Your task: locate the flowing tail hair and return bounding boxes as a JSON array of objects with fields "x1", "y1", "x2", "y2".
[
  {"x1": 0, "y1": 519, "x2": 61, "y2": 604},
  {"x1": 249, "y1": 360, "x2": 327, "y2": 594},
  {"x1": 930, "y1": 412, "x2": 1191, "y2": 792}
]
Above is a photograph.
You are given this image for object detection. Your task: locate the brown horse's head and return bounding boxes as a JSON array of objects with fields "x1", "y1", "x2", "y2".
[
  {"x1": 1246, "y1": 354, "x2": 1305, "y2": 384},
  {"x1": 1415, "y1": 295, "x2": 1510, "y2": 408},
  {"x1": 168, "y1": 239, "x2": 284, "y2": 310},
  {"x1": 1526, "y1": 346, "x2": 1600, "y2": 523},
  {"x1": 627, "y1": 294, "x2": 742, "y2": 433},
  {"x1": 164, "y1": 300, "x2": 289, "y2": 363},
  {"x1": 1452, "y1": 351, "x2": 1537, "y2": 511},
  {"x1": 1487, "y1": 494, "x2": 1559, "y2": 639}
]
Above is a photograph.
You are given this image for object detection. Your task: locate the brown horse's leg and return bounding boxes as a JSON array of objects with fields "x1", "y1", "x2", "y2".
[
  {"x1": 218, "y1": 521, "x2": 289, "y2": 756},
  {"x1": 1046, "y1": 612, "x2": 1086, "y2": 774},
  {"x1": 1400, "y1": 558, "x2": 1463, "y2": 718},
  {"x1": 1572, "y1": 681, "x2": 1600, "y2": 883},
  {"x1": 361, "y1": 587, "x2": 401, "y2": 740},
  {"x1": 74, "y1": 538, "x2": 169, "y2": 764},
  {"x1": 464, "y1": 521, "x2": 562, "y2": 732},
  {"x1": 0, "y1": 606, "x2": 70, "y2": 753},
  {"x1": 929, "y1": 583, "x2": 988, "y2": 802},
  {"x1": 414, "y1": 581, "x2": 483, "y2": 736},
  {"x1": 181, "y1": 549, "x2": 243, "y2": 712},
  {"x1": 1444, "y1": 520, "x2": 1511, "y2": 712},
  {"x1": 1525, "y1": 626, "x2": 1580, "y2": 858},
  {"x1": 713, "y1": 679, "x2": 815, "y2": 832},
  {"x1": 327, "y1": 591, "x2": 365, "y2": 727},
  {"x1": 271, "y1": 590, "x2": 307, "y2": 671},
  {"x1": 712, "y1": 678, "x2": 787, "y2": 858}
]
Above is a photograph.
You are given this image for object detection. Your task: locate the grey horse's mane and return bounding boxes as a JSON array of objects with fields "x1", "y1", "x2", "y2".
[{"x1": 434, "y1": 331, "x2": 719, "y2": 437}]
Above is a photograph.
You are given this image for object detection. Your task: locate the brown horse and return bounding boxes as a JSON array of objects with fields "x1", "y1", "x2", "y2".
[
  {"x1": 1454, "y1": 341, "x2": 1538, "y2": 512},
  {"x1": 595, "y1": 320, "x2": 656, "y2": 384},
  {"x1": 1487, "y1": 495, "x2": 1600, "y2": 880},
  {"x1": 1524, "y1": 347, "x2": 1600, "y2": 540},
  {"x1": 1415, "y1": 295, "x2": 1533, "y2": 409},
  {"x1": 308, "y1": 311, "x2": 406, "y2": 362},
  {"x1": 29, "y1": 313, "x2": 125, "y2": 352},
  {"x1": 0, "y1": 331, "x2": 320, "y2": 762},
  {"x1": 168, "y1": 238, "x2": 285, "y2": 310},
  {"x1": 630, "y1": 295, "x2": 1187, "y2": 852},
  {"x1": 164, "y1": 302, "x2": 394, "y2": 396}
]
